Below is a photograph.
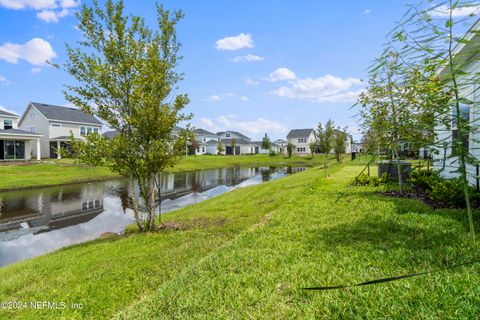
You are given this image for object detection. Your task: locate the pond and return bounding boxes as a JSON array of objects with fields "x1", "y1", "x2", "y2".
[{"x1": 0, "y1": 165, "x2": 306, "y2": 267}]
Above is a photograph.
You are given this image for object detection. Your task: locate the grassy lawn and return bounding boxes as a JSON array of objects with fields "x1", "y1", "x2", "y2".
[
  {"x1": 0, "y1": 154, "x2": 332, "y2": 191},
  {"x1": 0, "y1": 160, "x2": 479, "y2": 319}
]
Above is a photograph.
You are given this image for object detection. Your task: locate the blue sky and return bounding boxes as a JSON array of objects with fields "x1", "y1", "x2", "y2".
[{"x1": 0, "y1": 0, "x2": 413, "y2": 141}]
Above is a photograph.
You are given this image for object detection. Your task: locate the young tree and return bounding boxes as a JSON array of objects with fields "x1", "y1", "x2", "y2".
[
  {"x1": 190, "y1": 137, "x2": 199, "y2": 157},
  {"x1": 334, "y1": 128, "x2": 348, "y2": 162},
  {"x1": 217, "y1": 140, "x2": 225, "y2": 155},
  {"x1": 309, "y1": 142, "x2": 316, "y2": 158},
  {"x1": 317, "y1": 120, "x2": 335, "y2": 177},
  {"x1": 231, "y1": 138, "x2": 237, "y2": 155},
  {"x1": 262, "y1": 133, "x2": 271, "y2": 151},
  {"x1": 287, "y1": 142, "x2": 294, "y2": 158},
  {"x1": 61, "y1": 0, "x2": 192, "y2": 231}
]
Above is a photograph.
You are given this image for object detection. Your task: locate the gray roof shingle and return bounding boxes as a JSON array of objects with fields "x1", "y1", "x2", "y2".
[
  {"x1": 194, "y1": 128, "x2": 216, "y2": 136},
  {"x1": 217, "y1": 130, "x2": 250, "y2": 141},
  {"x1": 31, "y1": 102, "x2": 102, "y2": 125},
  {"x1": 0, "y1": 109, "x2": 18, "y2": 117},
  {"x1": 286, "y1": 129, "x2": 315, "y2": 139},
  {"x1": 0, "y1": 128, "x2": 42, "y2": 136}
]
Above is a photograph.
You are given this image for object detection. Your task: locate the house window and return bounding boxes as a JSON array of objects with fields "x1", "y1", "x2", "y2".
[
  {"x1": 226, "y1": 133, "x2": 230, "y2": 137},
  {"x1": 27, "y1": 127, "x2": 35, "y2": 133},
  {"x1": 80, "y1": 127, "x2": 86, "y2": 135},
  {"x1": 93, "y1": 127, "x2": 99, "y2": 134},
  {"x1": 3, "y1": 119, "x2": 12, "y2": 130},
  {"x1": 87, "y1": 127, "x2": 92, "y2": 134},
  {"x1": 451, "y1": 104, "x2": 470, "y2": 156},
  {"x1": 51, "y1": 123, "x2": 61, "y2": 127},
  {"x1": 203, "y1": 137, "x2": 206, "y2": 142},
  {"x1": 298, "y1": 138, "x2": 306, "y2": 143},
  {"x1": 202, "y1": 147, "x2": 205, "y2": 152},
  {"x1": 4, "y1": 140, "x2": 25, "y2": 160},
  {"x1": 30, "y1": 112, "x2": 35, "y2": 119}
]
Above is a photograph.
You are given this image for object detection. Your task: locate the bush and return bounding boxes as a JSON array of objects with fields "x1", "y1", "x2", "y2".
[
  {"x1": 409, "y1": 169, "x2": 479, "y2": 207},
  {"x1": 269, "y1": 150, "x2": 277, "y2": 156},
  {"x1": 352, "y1": 173, "x2": 387, "y2": 187}
]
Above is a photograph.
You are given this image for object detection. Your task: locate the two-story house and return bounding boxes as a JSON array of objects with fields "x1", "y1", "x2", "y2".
[
  {"x1": 287, "y1": 129, "x2": 317, "y2": 155},
  {"x1": 0, "y1": 109, "x2": 42, "y2": 161},
  {"x1": 217, "y1": 130, "x2": 256, "y2": 155},
  {"x1": 192, "y1": 128, "x2": 219, "y2": 155},
  {"x1": 18, "y1": 102, "x2": 103, "y2": 159}
]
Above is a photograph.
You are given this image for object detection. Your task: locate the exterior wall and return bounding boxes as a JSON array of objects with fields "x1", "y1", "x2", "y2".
[
  {"x1": 240, "y1": 144, "x2": 256, "y2": 155},
  {"x1": 0, "y1": 115, "x2": 19, "y2": 130},
  {"x1": 19, "y1": 105, "x2": 50, "y2": 158},
  {"x1": 288, "y1": 131, "x2": 316, "y2": 155},
  {"x1": 205, "y1": 144, "x2": 217, "y2": 155},
  {"x1": 432, "y1": 59, "x2": 480, "y2": 185}
]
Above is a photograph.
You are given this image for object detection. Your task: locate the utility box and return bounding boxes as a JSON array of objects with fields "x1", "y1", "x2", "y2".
[{"x1": 378, "y1": 160, "x2": 411, "y2": 181}]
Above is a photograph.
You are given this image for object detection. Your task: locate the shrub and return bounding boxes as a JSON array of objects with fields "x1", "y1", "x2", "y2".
[
  {"x1": 269, "y1": 150, "x2": 277, "y2": 156},
  {"x1": 409, "y1": 170, "x2": 438, "y2": 191},
  {"x1": 352, "y1": 173, "x2": 387, "y2": 187}
]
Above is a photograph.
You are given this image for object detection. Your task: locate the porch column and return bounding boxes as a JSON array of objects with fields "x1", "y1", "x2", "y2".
[
  {"x1": 36, "y1": 139, "x2": 41, "y2": 160},
  {"x1": 57, "y1": 140, "x2": 61, "y2": 159}
]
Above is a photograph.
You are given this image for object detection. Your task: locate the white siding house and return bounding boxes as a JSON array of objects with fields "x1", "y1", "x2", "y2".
[
  {"x1": 18, "y1": 102, "x2": 103, "y2": 159},
  {"x1": 0, "y1": 109, "x2": 42, "y2": 161},
  {"x1": 432, "y1": 21, "x2": 480, "y2": 185},
  {"x1": 192, "y1": 129, "x2": 219, "y2": 155},
  {"x1": 287, "y1": 129, "x2": 317, "y2": 155}
]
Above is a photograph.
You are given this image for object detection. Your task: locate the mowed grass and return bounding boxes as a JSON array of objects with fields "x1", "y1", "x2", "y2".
[
  {"x1": 1, "y1": 160, "x2": 478, "y2": 319},
  {"x1": 0, "y1": 154, "x2": 331, "y2": 191}
]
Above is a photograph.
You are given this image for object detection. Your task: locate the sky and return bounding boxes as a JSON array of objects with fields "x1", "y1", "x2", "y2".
[{"x1": 0, "y1": 0, "x2": 418, "y2": 141}]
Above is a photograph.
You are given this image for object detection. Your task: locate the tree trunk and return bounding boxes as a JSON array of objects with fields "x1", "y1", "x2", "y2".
[
  {"x1": 324, "y1": 153, "x2": 328, "y2": 178},
  {"x1": 146, "y1": 173, "x2": 156, "y2": 231},
  {"x1": 460, "y1": 153, "x2": 476, "y2": 246},
  {"x1": 129, "y1": 173, "x2": 143, "y2": 232}
]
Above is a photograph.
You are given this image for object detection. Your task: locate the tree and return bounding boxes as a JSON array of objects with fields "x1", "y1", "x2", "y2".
[
  {"x1": 262, "y1": 133, "x2": 271, "y2": 151},
  {"x1": 317, "y1": 120, "x2": 335, "y2": 177},
  {"x1": 190, "y1": 137, "x2": 199, "y2": 157},
  {"x1": 334, "y1": 128, "x2": 348, "y2": 162},
  {"x1": 231, "y1": 138, "x2": 237, "y2": 155},
  {"x1": 309, "y1": 142, "x2": 316, "y2": 158},
  {"x1": 61, "y1": 0, "x2": 192, "y2": 232},
  {"x1": 287, "y1": 142, "x2": 294, "y2": 158},
  {"x1": 217, "y1": 140, "x2": 224, "y2": 155}
]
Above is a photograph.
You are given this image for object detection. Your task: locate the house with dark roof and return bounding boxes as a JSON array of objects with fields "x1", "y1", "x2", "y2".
[
  {"x1": 0, "y1": 109, "x2": 43, "y2": 160},
  {"x1": 190, "y1": 128, "x2": 219, "y2": 155},
  {"x1": 18, "y1": 102, "x2": 103, "y2": 159},
  {"x1": 286, "y1": 129, "x2": 317, "y2": 155}
]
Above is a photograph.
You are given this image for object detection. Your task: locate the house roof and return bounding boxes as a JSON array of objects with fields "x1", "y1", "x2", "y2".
[
  {"x1": 194, "y1": 128, "x2": 216, "y2": 136},
  {"x1": 274, "y1": 139, "x2": 287, "y2": 143},
  {"x1": 252, "y1": 141, "x2": 280, "y2": 147},
  {"x1": 0, "y1": 128, "x2": 42, "y2": 136},
  {"x1": 286, "y1": 129, "x2": 315, "y2": 139},
  {"x1": 220, "y1": 138, "x2": 252, "y2": 145},
  {"x1": 204, "y1": 139, "x2": 219, "y2": 145},
  {"x1": 0, "y1": 109, "x2": 18, "y2": 118},
  {"x1": 217, "y1": 130, "x2": 250, "y2": 140},
  {"x1": 30, "y1": 102, "x2": 103, "y2": 125},
  {"x1": 103, "y1": 131, "x2": 119, "y2": 139}
]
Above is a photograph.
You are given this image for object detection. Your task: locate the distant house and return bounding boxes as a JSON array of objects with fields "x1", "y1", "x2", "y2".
[
  {"x1": 287, "y1": 129, "x2": 317, "y2": 155},
  {"x1": 191, "y1": 128, "x2": 219, "y2": 155},
  {"x1": 217, "y1": 130, "x2": 257, "y2": 155},
  {"x1": 18, "y1": 102, "x2": 103, "y2": 159},
  {"x1": 251, "y1": 141, "x2": 281, "y2": 154},
  {"x1": 274, "y1": 139, "x2": 287, "y2": 154},
  {"x1": 333, "y1": 129, "x2": 353, "y2": 154},
  {"x1": 0, "y1": 109, "x2": 42, "y2": 161}
]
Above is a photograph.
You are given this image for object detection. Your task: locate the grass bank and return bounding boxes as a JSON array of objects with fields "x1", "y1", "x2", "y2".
[
  {"x1": 0, "y1": 154, "x2": 331, "y2": 191},
  {"x1": 1, "y1": 160, "x2": 479, "y2": 319}
]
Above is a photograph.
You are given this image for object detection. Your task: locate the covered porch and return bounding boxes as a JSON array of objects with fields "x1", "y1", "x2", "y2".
[
  {"x1": 49, "y1": 136, "x2": 77, "y2": 159},
  {"x1": 0, "y1": 130, "x2": 42, "y2": 161}
]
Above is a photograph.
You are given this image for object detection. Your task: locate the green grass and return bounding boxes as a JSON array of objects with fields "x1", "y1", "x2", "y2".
[
  {"x1": 0, "y1": 154, "x2": 333, "y2": 191},
  {"x1": 1, "y1": 160, "x2": 478, "y2": 319}
]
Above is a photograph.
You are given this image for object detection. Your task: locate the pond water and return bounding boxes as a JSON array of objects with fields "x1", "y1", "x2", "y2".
[{"x1": 0, "y1": 166, "x2": 306, "y2": 267}]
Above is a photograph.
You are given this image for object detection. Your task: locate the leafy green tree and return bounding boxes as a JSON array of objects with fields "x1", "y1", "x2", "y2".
[
  {"x1": 334, "y1": 128, "x2": 348, "y2": 162},
  {"x1": 287, "y1": 142, "x2": 294, "y2": 158},
  {"x1": 61, "y1": 0, "x2": 192, "y2": 231},
  {"x1": 217, "y1": 140, "x2": 224, "y2": 155},
  {"x1": 317, "y1": 120, "x2": 335, "y2": 177},
  {"x1": 190, "y1": 137, "x2": 199, "y2": 157},
  {"x1": 309, "y1": 142, "x2": 316, "y2": 158},
  {"x1": 262, "y1": 133, "x2": 271, "y2": 151},
  {"x1": 231, "y1": 138, "x2": 237, "y2": 155}
]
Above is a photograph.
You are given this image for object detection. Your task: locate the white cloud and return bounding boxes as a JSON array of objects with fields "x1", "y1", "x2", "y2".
[
  {"x1": 363, "y1": 9, "x2": 372, "y2": 15},
  {"x1": 215, "y1": 33, "x2": 253, "y2": 51},
  {"x1": 0, "y1": 105, "x2": 18, "y2": 115},
  {"x1": 429, "y1": 4, "x2": 480, "y2": 17},
  {"x1": 0, "y1": 38, "x2": 57, "y2": 66},
  {"x1": 0, "y1": 74, "x2": 8, "y2": 83},
  {"x1": 199, "y1": 115, "x2": 287, "y2": 137},
  {"x1": 0, "y1": 0, "x2": 79, "y2": 22},
  {"x1": 230, "y1": 54, "x2": 264, "y2": 63},
  {"x1": 31, "y1": 67, "x2": 42, "y2": 74},
  {"x1": 37, "y1": 8, "x2": 69, "y2": 23},
  {"x1": 245, "y1": 78, "x2": 259, "y2": 86},
  {"x1": 271, "y1": 74, "x2": 364, "y2": 103},
  {"x1": 266, "y1": 67, "x2": 296, "y2": 82},
  {"x1": 203, "y1": 93, "x2": 247, "y2": 102}
]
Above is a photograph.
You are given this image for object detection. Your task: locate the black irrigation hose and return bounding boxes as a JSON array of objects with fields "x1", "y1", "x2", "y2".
[{"x1": 301, "y1": 258, "x2": 480, "y2": 291}]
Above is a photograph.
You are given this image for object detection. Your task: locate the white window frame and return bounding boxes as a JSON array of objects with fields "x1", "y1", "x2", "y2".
[{"x1": 51, "y1": 123, "x2": 62, "y2": 127}]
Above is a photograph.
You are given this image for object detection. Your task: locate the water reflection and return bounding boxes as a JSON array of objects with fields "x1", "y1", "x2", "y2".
[{"x1": 0, "y1": 166, "x2": 304, "y2": 266}]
